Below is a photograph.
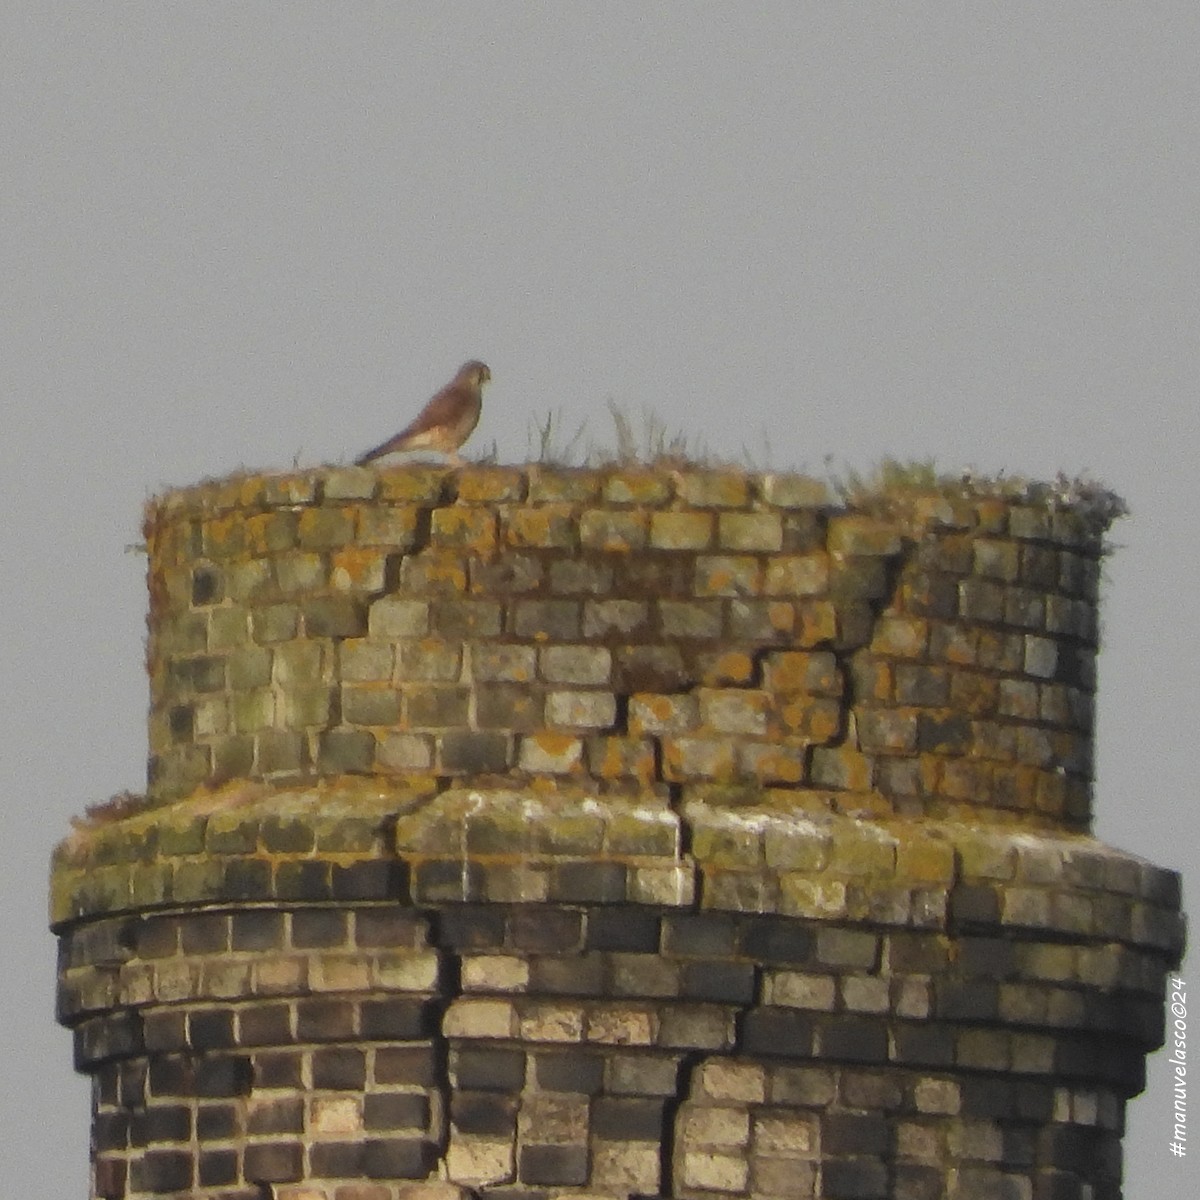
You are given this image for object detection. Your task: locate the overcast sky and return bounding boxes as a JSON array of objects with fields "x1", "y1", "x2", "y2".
[{"x1": 2, "y1": 4, "x2": 1196, "y2": 1194}]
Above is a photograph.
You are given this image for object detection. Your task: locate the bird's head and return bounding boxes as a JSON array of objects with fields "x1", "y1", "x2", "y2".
[{"x1": 459, "y1": 360, "x2": 491, "y2": 388}]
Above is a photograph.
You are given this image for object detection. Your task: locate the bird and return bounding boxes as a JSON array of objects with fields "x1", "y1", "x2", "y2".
[{"x1": 355, "y1": 360, "x2": 491, "y2": 467}]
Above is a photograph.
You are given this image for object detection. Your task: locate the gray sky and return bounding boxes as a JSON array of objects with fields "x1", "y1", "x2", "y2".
[{"x1": 2, "y1": 4, "x2": 1196, "y2": 1193}]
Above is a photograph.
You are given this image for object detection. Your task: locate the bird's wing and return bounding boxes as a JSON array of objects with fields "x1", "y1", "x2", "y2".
[{"x1": 396, "y1": 383, "x2": 473, "y2": 441}]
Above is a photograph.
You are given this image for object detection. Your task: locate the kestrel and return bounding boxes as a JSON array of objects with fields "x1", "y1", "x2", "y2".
[{"x1": 355, "y1": 360, "x2": 491, "y2": 467}]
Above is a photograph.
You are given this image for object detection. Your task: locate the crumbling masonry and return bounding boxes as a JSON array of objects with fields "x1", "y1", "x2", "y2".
[{"x1": 51, "y1": 463, "x2": 1185, "y2": 1199}]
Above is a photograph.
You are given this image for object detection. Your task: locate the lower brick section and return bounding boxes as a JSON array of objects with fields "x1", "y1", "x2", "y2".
[{"x1": 59, "y1": 889, "x2": 1176, "y2": 1199}]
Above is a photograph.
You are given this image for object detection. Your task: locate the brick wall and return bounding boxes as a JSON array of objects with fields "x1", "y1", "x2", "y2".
[{"x1": 51, "y1": 464, "x2": 1184, "y2": 1199}]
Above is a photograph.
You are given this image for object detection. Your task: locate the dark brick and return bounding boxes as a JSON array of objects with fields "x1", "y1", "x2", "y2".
[
  {"x1": 117, "y1": 1060, "x2": 146, "y2": 1108},
  {"x1": 291, "y1": 909, "x2": 348, "y2": 949},
  {"x1": 824, "y1": 1112, "x2": 889, "y2": 1155},
  {"x1": 77, "y1": 1012, "x2": 144, "y2": 1067},
  {"x1": 936, "y1": 980, "x2": 999, "y2": 1021},
  {"x1": 534, "y1": 1051, "x2": 604, "y2": 1094},
  {"x1": 143, "y1": 1010, "x2": 188, "y2": 1053},
  {"x1": 331, "y1": 859, "x2": 405, "y2": 901},
  {"x1": 530, "y1": 953, "x2": 608, "y2": 996},
  {"x1": 1033, "y1": 1170, "x2": 1086, "y2": 1200},
  {"x1": 195, "y1": 1055, "x2": 253, "y2": 1098},
  {"x1": 309, "y1": 1142, "x2": 364, "y2": 1176},
  {"x1": 437, "y1": 905, "x2": 507, "y2": 949},
  {"x1": 680, "y1": 961, "x2": 756, "y2": 1004},
  {"x1": 189, "y1": 1009, "x2": 236, "y2": 1051},
  {"x1": 141, "y1": 1103, "x2": 192, "y2": 1143},
  {"x1": 360, "y1": 998, "x2": 430, "y2": 1040},
  {"x1": 239, "y1": 1003, "x2": 292, "y2": 1047},
  {"x1": 147, "y1": 1055, "x2": 194, "y2": 1098},
  {"x1": 741, "y1": 1007, "x2": 814, "y2": 1058},
  {"x1": 819, "y1": 1016, "x2": 889, "y2": 1064},
  {"x1": 585, "y1": 906, "x2": 661, "y2": 952},
  {"x1": 887, "y1": 932, "x2": 950, "y2": 974},
  {"x1": 364, "y1": 1138, "x2": 433, "y2": 1179},
  {"x1": 949, "y1": 883, "x2": 1001, "y2": 924},
  {"x1": 550, "y1": 861, "x2": 628, "y2": 903},
  {"x1": 274, "y1": 857, "x2": 335, "y2": 901},
  {"x1": 441, "y1": 730, "x2": 512, "y2": 772},
  {"x1": 179, "y1": 913, "x2": 230, "y2": 954},
  {"x1": 222, "y1": 858, "x2": 273, "y2": 901},
  {"x1": 520, "y1": 1144, "x2": 589, "y2": 1186},
  {"x1": 196, "y1": 1103, "x2": 238, "y2": 1139},
  {"x1": 94, "y1": 1110, "x2": 129, "y2": 1152},
  {"x1": 198, "y1": 1149, "x2": 238, "y2": 1187},
  {"x1": 356, "y1": 907, "x2": 426, "y2": 948},
  {"x1": 893, "y1": 1164, "x2": 943, "y2": 1200},
  {"x1": 244, "y1": 1141, "x2": 304, "y2": 1183},
  {"x1": 891, "y1": 1024, "x2": 955, "y2": 1067},
  {"x1": 364, "y1": 1092, "x2": 431, "y2": 1131},
  {"x1": 296, "y1": 998, "x2": 356, "y2": 1041},
  {"x1": 607, "y1": 1051, "x2": 682, "y2": 1095},
  {"x1": 841, "y1": 1072, "x2": 904, "y2": 1111},
  {"x1": 916, "y1": 712, "x2": 971, "y2": 753},
  {"x1": 260, "y1": 816, "x2": 316, "y2": 853},
  {"x1": 739, "y1": 915, "x2": 814, "y2": 964},
  {"x1": 135, "y1": 917, "x2": 179, "y2": 959},
  {"x1": 93, "y1": 1156, "x2": 126, "y2": 1198},
  {"x1": 823, "y1": 1157, "x2": 889, "y2": 1199},
  {"x1": 592, "y1": 1096, "x2": 666, "y2": 1140},
  {"x1": 414, "y1": 859, "x2": 484, "y2": 903},
  {"x1": 231, "y1": 910, "x2": 287, "y2": 952},
  {"x1": 662, "y1": 912, "x2": 739, "y2": 958},
  {"x1": 454, "y1": 1046, "x2": 526, "y2": 1091},
  {"x1": 961, "y1": 1077, "x2": 1019, "y2": 1118},
  {"x1": 1016, "y1": 1080, "x2": 1055, "y2": 1122},
  {"x1": 375, "y1": 1045, "x2": 438, "y2": 1087},
  {"x1": 311, "y1": 1047, "x2": 367, "y2": 1090},
  {"x1": 958, "y1": 936, "x2": 1017, "y2": 977},
  {"x1": 452, "y1": 1092, "x2": 518, "y2": 1136},
  {"x1": 247, "y1": 1096, "x2": 304, "y2": 1134},
  {"x1": 510, "y1": 907, "x2": 584, "y2": 952},
  {"x1": 133, "y1": 1149, "x2": 192, "y2": 1192},
  {"x1": 253, "y1": 1052, "x2": 303, "y2": 1090}
]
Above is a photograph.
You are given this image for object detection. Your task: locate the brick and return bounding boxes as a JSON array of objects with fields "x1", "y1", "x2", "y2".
[
  {"x1": 676, "y1": 471, "x2": 749, "y2": 507},
  {"x1": 699, "y1": 688, "x2": 769, "y2": 735},
  {"x1": 661, "y1": 736, "x2": 736, "y2": 781},
  {"x1": 244, "y1": 1142, "x2": 304, "y2": 1183},
  {"x1": 538, "y1": 644, "x2": 611, "y2": 684},
  {"x1": 518, "y1": 1145, "x2": 589, "y2": 1186},
  {"x1": 379, "y1": 732, "x2": 434, "y2": 772},
  {"x1": 431, "y1": 506, "x2": 497, "y2": 554},
  {"x1": 650, "y1": 510, "x2": 713, "y2": 549},
  {"x1": 719, "y1": 510, "x2": 783, "y2": 551},
  {"x1": 513, "y1": 599, "x2": 581, "y2": 640},
  {"x1": 364, "y1": 1138, "x2": 432, "y2": 1179},
  {"x1": 453, "y1": 1047, "x2": 526, "y2": 1091},
  {"x1": 545, "y1": 689, "x2": 617, "y2": 729},
  {"x1": 582, "y1": 598, "x2": 650, "y2": 637},
  {"x1": 372, "y1": 597, "x2": 434, "y2": 638},
  {"x1": 696, "y1": 554, "x2": 761, "y2": 596},
  {"x1": 505, "y1": 504, "x2": 577, "y2": 549},
  {"x1": 440, "y1": 731, "x2": 512, "y2": 773},
  {"x1": 603, "y1": 469, "x2": 673, "y2": 504},
  {"x1": 727, "y1": 598, "x2": 794, "y2": 640},
  {"x1": 547, "y1": 558, "x2": 614, "y2": 595},
  {"x1": 518, "y1": 732, "x2": 584, "y2": 774},
  {"x1": 579, "y1": 509, "x2": 648, "y2": 551},
  {"x1": 658, "y1": 599, "x2": 723, "y2": 638}
]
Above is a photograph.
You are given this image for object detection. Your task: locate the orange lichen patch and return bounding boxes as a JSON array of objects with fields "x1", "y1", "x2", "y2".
[
  {"x1": 431, "y1": 506, "x2": 498, "y2": 555},
  {"x1": 376, "y1": 467, "x2": 453, "y2": 503},
  {"x1": 401, "y1": 551, "x2": 468, "y2": 593},
  {"x1": 505, "y1": 505, "x2": 577, "y2": 549},
  {"x1": 603, "y1": 470, "x2": 674, "y2": 505},
  {"x1": 298, "y1": 505, "x2": 358, "y2": 550},
  {"x1": 457, "y1": 467, "x2": 527, "y2": 503},
  {"x1": 203, "y1": 513, "x2": 247, "y2": 559},
  {"x1": 740, "y1": 746, "x2": 806, "y2": 785},
  {"x1": 896, "y1": 833, "x2": 958, "y2": 883},
  {"x1": 775, "y1": 698, "x2": 841, "y2": 743},
  {"x1": 796, "y1": 600, "x2": 838, "y2": 646},
  {"x1": 588, "y1": 737, "x2": 656, "y2": 784},
  {"x1": 699, "y1": 651, "x2": 755, "y2": 687},
  {"x1": 330, "y1": 547, "x2": 388, "y2": 592},
  {"x1": 244, "y1": 511, "x2": 299, "y2": 556}
]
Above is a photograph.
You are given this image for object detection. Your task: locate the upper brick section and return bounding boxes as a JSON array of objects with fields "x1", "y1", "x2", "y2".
[{"x1": 142, "y1": 464, "x2": 1109, "y2": 829}]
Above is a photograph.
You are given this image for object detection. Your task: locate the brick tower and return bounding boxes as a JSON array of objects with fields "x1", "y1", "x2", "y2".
[{"x1": 51, "y1": 463, "x2": 1184, "y2": 1199}]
